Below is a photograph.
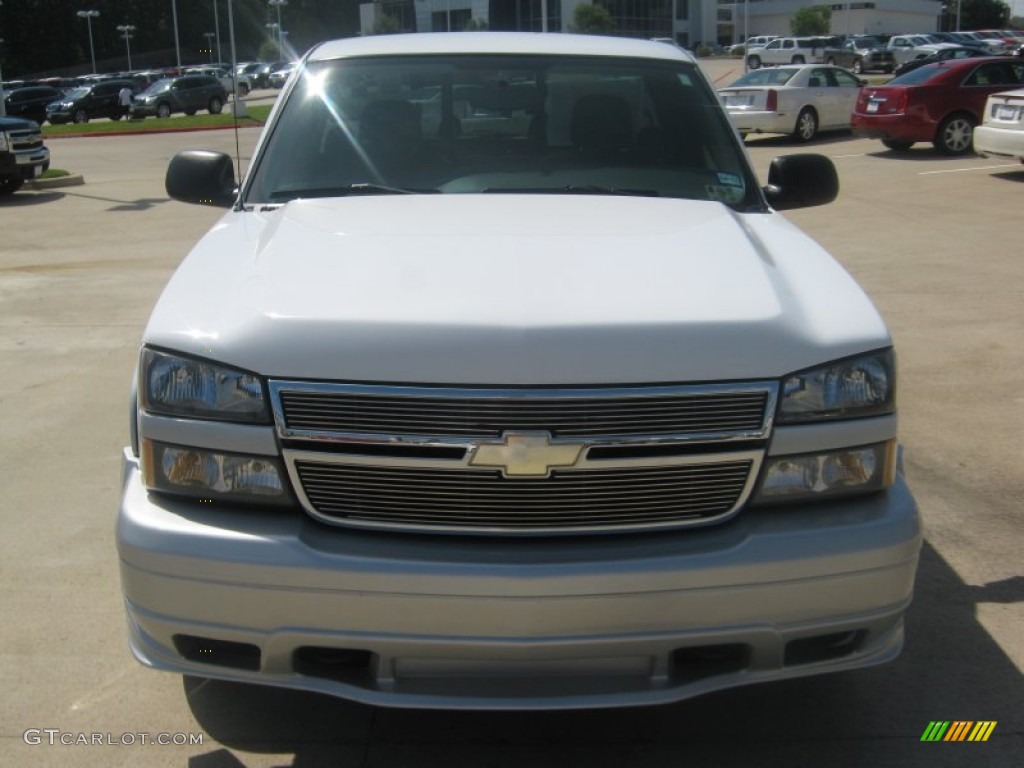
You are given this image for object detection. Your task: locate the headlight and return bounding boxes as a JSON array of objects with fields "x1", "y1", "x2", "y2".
[
  {"x1": 140, "y1": 348, "x2": 269, "y2": 423},
  {"x1": 753, "y1": 441, "x2": 896, "y2": 504},
  {"x1": 778, "y1": 350, "x2": 894, "y2": 423},
  {"x1": 142, "y1": 440, "x2": 290, "y2": 506},
  {"x1": 0, "y1": 132, "x2": 8, "y2": 152}
]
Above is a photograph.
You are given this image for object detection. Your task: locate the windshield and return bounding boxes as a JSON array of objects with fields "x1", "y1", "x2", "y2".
[
  {"x1": 64, "y1": 87, "x2": 90, "y2": 100},
  {"x1": 243, "y1": 54, "x2": 759, "y2": 210},
  {"x1": 728, "y1": 69, "x2": 798, "y2": 87}
]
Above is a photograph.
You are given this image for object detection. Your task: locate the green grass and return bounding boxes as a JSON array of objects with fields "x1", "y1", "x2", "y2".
[
  {"x1": 43, "y1": 104, "x2": 272, "y2": 137},
  {"x1": 39, "y1": 168, "x2": 70, "y2": 179}
]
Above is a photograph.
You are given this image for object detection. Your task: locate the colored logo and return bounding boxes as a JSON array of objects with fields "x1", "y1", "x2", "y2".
[{"x1": 921, "y1": 721, "x2": 997, "y2": 742}]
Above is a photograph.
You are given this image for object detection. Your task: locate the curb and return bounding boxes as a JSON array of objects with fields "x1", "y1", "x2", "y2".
[
  {"x1": 44, "y1": 121, "x2": 264, "y2": 140},
  {"x1": 25, "y1": 174, "x2": 86, "y2": 190}
]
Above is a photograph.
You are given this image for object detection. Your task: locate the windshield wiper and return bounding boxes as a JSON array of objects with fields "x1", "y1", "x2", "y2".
[
  {"x1": 269, "y1": 183, "x2": 436, "y2": 200},
  {"x1": 482, "y1": 185, "x2": 660, "y2": 197}
]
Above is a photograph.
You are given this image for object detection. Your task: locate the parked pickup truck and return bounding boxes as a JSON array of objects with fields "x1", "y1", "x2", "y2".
[
  {"x1": 746, "y1": 37, "x2": 827, "y2": 68},
  {"x1": 885, "y1": 34, "x2": 957, "y2": 66},
  {"x1": 823, "y1": 36, "x2": 897, "y2": 74},
  {"x1": 118, "y1": 32, "x2": 921, "y2": 711},
  {"x1": 0, "y1": 115, "x2": 50, "y2": 195}
]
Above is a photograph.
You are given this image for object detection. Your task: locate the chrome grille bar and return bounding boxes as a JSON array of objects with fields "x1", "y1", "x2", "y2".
[
  {"x1": 271, "y1": 382, "x2": 777, "y2": 442},
  {"x1": 287, "y1": 450, "x2": 762, "y2": 534}
]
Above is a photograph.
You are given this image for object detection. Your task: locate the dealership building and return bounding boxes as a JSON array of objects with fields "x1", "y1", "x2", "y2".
[{"x1": 360, "y1": 1, "x2": 946, "y2": 46}]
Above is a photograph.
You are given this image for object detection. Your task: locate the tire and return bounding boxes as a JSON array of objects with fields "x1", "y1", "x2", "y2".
[
  {"x1": 747, "y1": 55, "x2": 761, "y2": 69},
  {"x1": 110, "y1": 113, "x2": 122, "y2": 121},
  {"x1": 933, "y1": 113, "x2": 975, "y2": 155},
  {"x1": 826, "y1": 56, "x2": 837, "y2": 65},
  {"x1": 793, "y1": 107, "x2": 818, "y2": 142},
  {"x1": 0, "y1": 175, "x2": 25, "y2": 196},
  {"x1": 157, "y1": 102, "x2": 172, "y2": 119},
  {"x1": 852, "y1": 59, "x2": 864, "y2": 75},
  {"x1": 208, "y1": 96, "x2": 223, "y2": 115},
  {"x1": 792, "y1": 55, "x2": 805, "y2": 65},
  {"x1": 237, "y1": 83, "x2": 249, "y2": 97},
  {"x1": 184, "y1": 109, "x2": 197, "y2": 116},
  {"x1": 882, "y1": 139, "x2": 914, "y2": 151},
  {"x1": 72, "y1": 109, "x2": 89, "y2": 124}
]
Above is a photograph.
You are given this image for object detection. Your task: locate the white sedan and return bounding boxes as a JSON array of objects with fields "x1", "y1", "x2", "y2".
[
  {"x1": 974, "y1": 88, "x2": 1024, "y2": 163},
  {"x1": 719, "y1": 64, "x2": 865, "y2": 141}
]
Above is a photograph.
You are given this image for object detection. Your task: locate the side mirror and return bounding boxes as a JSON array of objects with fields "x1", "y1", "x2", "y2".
[
  {"x1": 165, "y1": 150, "x2": 237, "y2": 207},
  {"x1": 763, "y1": 153, "x2": 839, "y2": 211}
]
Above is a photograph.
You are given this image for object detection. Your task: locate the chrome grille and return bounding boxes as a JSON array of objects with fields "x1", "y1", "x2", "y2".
[
  {"x1": 10, "y1": 127, "x2": 43, "y2": 150},
  {"x1": 274, "y1": 383, "x2": 773, "y2": 439},
  {"x1": 294, "y1": 460, "x2": 754, "y2": 532}
]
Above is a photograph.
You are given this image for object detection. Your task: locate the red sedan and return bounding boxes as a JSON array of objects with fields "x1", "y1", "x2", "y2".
[{"x1": 852, "y1": 57, "x2": 1024, "y2": 154}]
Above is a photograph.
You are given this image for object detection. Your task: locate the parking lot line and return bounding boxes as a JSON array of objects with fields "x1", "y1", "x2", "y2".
[{"x1": 918, "y1": 163, "x2": 1020, "y2": 175}]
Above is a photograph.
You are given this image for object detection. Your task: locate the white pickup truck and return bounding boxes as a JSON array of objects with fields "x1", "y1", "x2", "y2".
[
  {"x1": 118, "y1": 32, "x2": 921, "y2": 711},
  {"x1": 885, "y1": 34, "x2": 957, "y2": 66}
]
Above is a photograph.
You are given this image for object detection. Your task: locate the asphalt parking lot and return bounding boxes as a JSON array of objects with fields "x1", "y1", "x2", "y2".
[{"x1": 1, "y1": 61, "x2": 1022, "y2": 766}]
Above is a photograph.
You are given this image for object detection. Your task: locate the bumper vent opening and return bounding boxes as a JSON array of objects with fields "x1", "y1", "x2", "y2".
[
  {"x1": 671, "y1": 643, "x2": 749, "y2": 682},
  {"x1": 294, "y1": 646, "x2": 374, "y2": 683},
  {"x1": 173, "y1": 634, "x2": 261, "y2": 671},
  {"x1": 785, "y1": 630, "x2": 866, "y2": 666}
]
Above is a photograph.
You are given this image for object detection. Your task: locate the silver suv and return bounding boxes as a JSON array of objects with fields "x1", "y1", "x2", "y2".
[{"x1": 129, "y1": 75, "x2": 227, "y2": 119}]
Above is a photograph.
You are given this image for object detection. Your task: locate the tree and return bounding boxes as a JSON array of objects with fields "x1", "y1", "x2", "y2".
[
  {"x1": 790, "y1": 5, "x2": 831, "y2": 36},
  {"x1": 370, "y1": 15, "x2": 401, "y2": 36},
  {"x1": 957, "y1": 0, "x2": 1011, "y2": 29},
  {"x1": 569, "y1": 4, "x2": 614, "y2": 35}
]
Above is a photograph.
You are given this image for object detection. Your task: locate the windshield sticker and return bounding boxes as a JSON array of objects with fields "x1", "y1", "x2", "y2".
[
  {"x1": 717, "y1": 172, "x2": 743, "y2": 188},
  {"x1": 706, "y1": 184, "x2": 745, "y2": 204}
]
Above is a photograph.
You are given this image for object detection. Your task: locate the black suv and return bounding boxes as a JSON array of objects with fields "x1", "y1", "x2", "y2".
[
  {"x1": 129, "y1": 75, "x2": 227, "y2": 119},
  {"x1": 46, "y1": 79, "x2": 137, "y2": 124},
  {"x1": 4, "y1": 86, "x2": 63, "y2": 125}
]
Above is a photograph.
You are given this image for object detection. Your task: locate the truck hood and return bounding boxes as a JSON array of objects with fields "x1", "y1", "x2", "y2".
[
  {"x1": 0, "y1": 116, "x2": 38, "y2": 130},
  {"x1": 145, "y1": 195, "x2": 890, "y2": 384}
]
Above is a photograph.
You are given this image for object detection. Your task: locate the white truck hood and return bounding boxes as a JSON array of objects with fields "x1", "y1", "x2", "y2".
[{"x1": 144, "y1": 195, "x2": 890, "y2": 384}]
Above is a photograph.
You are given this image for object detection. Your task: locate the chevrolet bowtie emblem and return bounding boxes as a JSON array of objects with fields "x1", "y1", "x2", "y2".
[{"x1": 469, "y1": 432, "x2": 585, "y2": 477}]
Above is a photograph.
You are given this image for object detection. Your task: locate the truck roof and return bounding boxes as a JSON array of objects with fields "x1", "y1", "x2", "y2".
[{"x1": 308, "y1": 32, "x2": 695, "y2": 64}]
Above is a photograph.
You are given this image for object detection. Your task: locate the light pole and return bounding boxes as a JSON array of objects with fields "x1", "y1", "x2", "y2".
[
  {"x1": 171, "y1": 0, "x2": 181, "y2": 68},
  {"x1": 77, "y1": 10, "x2": 100, "y2": 74},
  {"x1": 117, "y1": 24, "x2": 135, "y2": 71},
  {"x1": 204, "y1": 32, "x2": 215, "y2": 62},
  {"x1": 0, "y1": 1, "x2": 4, "y2": 118},
  {"x1": 268, "y1": 0, "x2": 286, "y2": 59},
  {"x1": 213, "y1": 0, "x2": 222, "y2": 66},
  {"x1": 265, "y1": 22, "x2": 279, "y2": 59}
]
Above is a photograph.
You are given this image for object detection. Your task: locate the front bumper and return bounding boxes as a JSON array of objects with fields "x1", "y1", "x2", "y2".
[
  {"x1": 129, "y1": 104, "x2": 160, "y2": 118},
  {"x1": 117, "y1": 449, "x2": 921, "y2": 710},
  {"x1": 0, "y1": 147, "x2": 49, "y2": 179}
]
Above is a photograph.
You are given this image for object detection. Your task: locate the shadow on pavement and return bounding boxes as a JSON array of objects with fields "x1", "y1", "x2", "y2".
[
  {"x1": 61, "y1": 190, "x2": 170, "y2": 211},
  {"x1": 744, "y1": 131, "x2": 862, "y2": 149},
  {"x1": 183, "y1": 540, "x2": 1023, "y2": 768},
  {"x1": 0, "y1": 191, "x2": 65, "y2": 206},
  {"x1": 989, "y1": 169, "x2": 1024, "y2": 183}
]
